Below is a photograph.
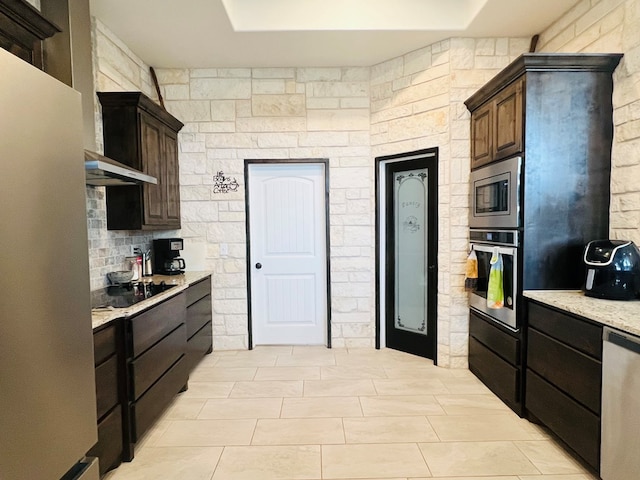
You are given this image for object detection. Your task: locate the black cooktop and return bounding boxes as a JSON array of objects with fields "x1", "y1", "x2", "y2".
[{"x1": 91, "y1": 281, "x2": 175, "y2": 309}]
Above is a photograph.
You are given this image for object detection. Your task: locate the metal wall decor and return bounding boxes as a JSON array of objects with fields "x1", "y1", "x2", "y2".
[{"x1": 213, "y1": 171, "x2": 239, "y2": 193}]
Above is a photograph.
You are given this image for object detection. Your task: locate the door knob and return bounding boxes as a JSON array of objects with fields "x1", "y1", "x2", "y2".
[{"x1": 255, "y1": 263, "x2": 262, "y2": 269}]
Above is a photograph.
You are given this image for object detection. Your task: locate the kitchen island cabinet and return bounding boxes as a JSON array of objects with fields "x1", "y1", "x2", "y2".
[{"x1": 97, "y1": 91, "x2": 184, "y2": 231}]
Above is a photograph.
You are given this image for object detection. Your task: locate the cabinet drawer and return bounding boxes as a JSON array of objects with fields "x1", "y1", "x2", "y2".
[
  {"x1": 130, "y1": 323, "x2": 187, "y2": 400},
  {"x1": 88, "y1": 404, "x2": 123, "y2": 476},
  {"x1": 526, "y1": 370, "x2": 600, "y2": 470},
  {"x1": 469, "y1": 336, "x2": 520, "y2": 410},
  {"x1": 131, "y1": 293, "x2": 186, "y2": 357},
  {"x1": 185, "y1": 322, "x2": 213, "y2": 372},
  {"x1": 95, "y1": 354, "x2": 119, "y2": 420},
  {"x1": 187, "y1": 295, "x2": 212, "y2": 338},
  {"x1": 186, "y1": 277, "x2": 211, "y2": 307},
  {"x1": 528, "y1": 301, "x2": 602, "y2": 359},
  {"x1": 470, "y1": 310, "x2": 520, "y2": 365},
  {"x1": 94, "y1": 322, "x2": 117, "y2": 366},
  {"x1": 132, "y1": 356, "x2": 188, "y2": 441},
  {"x1": 528, "y1": 328, "x2": 601, "y2": 413}
]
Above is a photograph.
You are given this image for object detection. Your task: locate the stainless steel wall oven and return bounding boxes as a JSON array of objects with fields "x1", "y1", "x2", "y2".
[{"x1": 469, "y1": 229, "x2": 519, "y2": 330}]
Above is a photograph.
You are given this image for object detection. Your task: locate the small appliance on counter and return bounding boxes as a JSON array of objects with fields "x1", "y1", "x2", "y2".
[
  {"x1": 153, "y1": 238, "x2": 186, "y2": 275},
  {"x1": 583, "y1": 239, "x2": 640, "y2": 300}
]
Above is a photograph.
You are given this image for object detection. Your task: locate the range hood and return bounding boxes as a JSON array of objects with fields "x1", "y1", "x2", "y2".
[{"x1": 84, "y1": 150, "x2": 157, "y2": 186}]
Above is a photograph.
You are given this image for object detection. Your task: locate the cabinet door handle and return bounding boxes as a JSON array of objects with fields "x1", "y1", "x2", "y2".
[{"x1": 255, "y1": 263, "x2": 262, "y2": 269}]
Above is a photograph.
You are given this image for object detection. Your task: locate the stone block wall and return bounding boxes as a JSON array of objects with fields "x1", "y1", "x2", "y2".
[
  {"x1": 537, "y1": 0, "x2": 640, "y2": 244},
  {"x1": 156, "y1": 66, "x2": 373, "y2": 350}
]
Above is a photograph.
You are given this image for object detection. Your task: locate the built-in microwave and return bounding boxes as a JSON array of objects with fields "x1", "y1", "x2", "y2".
[{"x1": 470, "y1": 156, "x2": 522, "y2": 229}]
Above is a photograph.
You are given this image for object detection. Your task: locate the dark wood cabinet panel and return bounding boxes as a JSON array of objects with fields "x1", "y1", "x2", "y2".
[
  {"x1": 528, "y1": 301, "x2": 602, "y2": 359},
  {"x1": 469, "y1": 336, "x2": 520, "y2": 411},
  {"x1": 186, "y1": 276, "x2": 213, "y2": 372},
  {"x1": 469, "y1": 78, "x2": 523, "y2": 169},
  {"x1": 0, "y1": 0, "x2": 60, "y2": 70},
  {"x1": 88, "y1": 405, "x2": 123, "y2": 477},
  {"x1": 526, "y1": 370, "x2": 600, "y2": 470},
  {"x1": 132, "y1": 356, "x2": 189, "y2": 442},
  {"x1": 130, "y1": 293, "x2": 186, "y2": 357},
  {"x1": 91, "y1": 321, "x2": 124, "y2": 476},
  {"x1": 493, "y1": 78, "x2": 523, "y2": 161},
  {"x1": 528, "y1": 328, "x2": 601, "y2": 413},
  {"x1": 469, "y1": 310, "x2": 520, "y2": 365},
  {"x1": 185, "y1": 322, "x2": 213, "y2": 373},
  {"x1": 187, "y1": 296, "x2": 212, "y2": 338},
  {"x1": 130, "y1": 324, "x2": 187, "y2": 400},
  {"x1": 98, "y1": 91, "x2": 184, "y2": 231},
  {"x1": 470, "y1": 102, "x2": 492, "y2": 168},
  {"x1": 95, "y1": 354, "x2": 119, "y2": 420},
  {"x1": 469, "y1": 310, "x2": 522, "y2": 414},
  {"x1": 93, "y1": 321, "x2": 117, "y2": 366}
]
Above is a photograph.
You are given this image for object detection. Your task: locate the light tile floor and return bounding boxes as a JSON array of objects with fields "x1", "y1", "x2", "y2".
[{"x1": 104, "y1": 346, "x2": 598, "y2": 480}]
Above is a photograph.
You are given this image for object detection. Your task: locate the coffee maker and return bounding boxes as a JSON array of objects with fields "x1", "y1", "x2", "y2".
[{"x1": 153, "y1": 238, "x2": 186, "y2": 275}]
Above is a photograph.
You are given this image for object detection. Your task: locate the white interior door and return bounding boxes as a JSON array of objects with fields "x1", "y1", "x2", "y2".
[{"x1": 248, "y1": 163, "x2": 327, "y2": 345}]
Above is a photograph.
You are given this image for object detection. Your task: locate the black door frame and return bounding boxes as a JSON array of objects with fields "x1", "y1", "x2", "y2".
[
  {"x1": 374, "y1": 148, "x2": 438, "y2": 362},
  {"x1": 244, "y1": 159, "x2": 332, "y2": 350}
]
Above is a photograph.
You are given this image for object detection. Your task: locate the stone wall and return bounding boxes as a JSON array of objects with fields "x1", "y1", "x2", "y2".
[
  {"x1": 156, "y1": 66, "x2": 373, "y2": 350},
  {"x1": 537, "y1": 0, "x2": 640, "y2": 244}
]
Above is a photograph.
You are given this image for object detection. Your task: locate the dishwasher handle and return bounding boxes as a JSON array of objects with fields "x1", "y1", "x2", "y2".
[{"x1": 604, "y1": 327, "x2": 640, "y2": 354}]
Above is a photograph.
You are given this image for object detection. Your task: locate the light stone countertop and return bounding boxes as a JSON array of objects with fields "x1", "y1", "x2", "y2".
[
  {"x1": 523, "y1": 290, "x2": 640, "y2": 337},
  {"x1": 91, "y1": 271, "x2": 212, "y2": 330}
]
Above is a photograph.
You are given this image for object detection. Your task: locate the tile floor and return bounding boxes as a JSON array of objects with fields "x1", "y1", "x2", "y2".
[{"x1": 104, "y1": 346, "x2": 598, "y2": 480}]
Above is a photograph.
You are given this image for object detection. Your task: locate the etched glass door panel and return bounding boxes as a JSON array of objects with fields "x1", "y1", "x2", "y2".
[
  {"x1": 382, "y1": 151, "x2": 437, "y2": 360},
  {"x1": 394, "y1": 169, "x2": 428, "y2": 335}
]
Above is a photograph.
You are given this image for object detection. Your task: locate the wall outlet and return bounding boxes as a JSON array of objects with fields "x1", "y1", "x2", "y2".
[{"x1": 220, "y1": 243, "x2": 229, "y2": 257}]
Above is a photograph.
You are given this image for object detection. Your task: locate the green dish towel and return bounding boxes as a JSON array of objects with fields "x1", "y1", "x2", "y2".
[{"x1": 487, "y1": 248, "x2": 504, "y2": 309}]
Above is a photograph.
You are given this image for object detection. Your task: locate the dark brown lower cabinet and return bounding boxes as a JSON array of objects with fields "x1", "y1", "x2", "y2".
[
  {"x1": 124, "y1": 293, "x2": 188, "y2": 455},
  {"x1": 89, "y1": 320, "x2": 125, "y2": 476},
  {"x1": 92, "y1": 276, "x2": 213, "y2": 474},
  {"x1": 468, "y1": 310, "x2": 523, "y2": 415},
  {"x1": 185, "y1": 277, "x2": 213, "y2": 372},
  {"x1": 525, "y1": 299, "x2": 603, "y2": 471}
]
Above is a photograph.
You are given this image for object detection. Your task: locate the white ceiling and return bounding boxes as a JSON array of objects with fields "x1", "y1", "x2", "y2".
[{"x1": 89, "y1": 0, "x2": 580, "y2": 69}]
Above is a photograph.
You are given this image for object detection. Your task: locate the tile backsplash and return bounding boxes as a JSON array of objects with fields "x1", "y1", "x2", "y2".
[{"x1": 86, "y1": 186, "x2": 154, "y2": 290}]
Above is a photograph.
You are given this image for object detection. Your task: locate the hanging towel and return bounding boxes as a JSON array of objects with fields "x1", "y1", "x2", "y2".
[
  {"x1": 464, "y1": 248, "x2": 478, "y2": 291},
  {"x1": 487, "y1": 247, "x2": 504, "y2": 309}
]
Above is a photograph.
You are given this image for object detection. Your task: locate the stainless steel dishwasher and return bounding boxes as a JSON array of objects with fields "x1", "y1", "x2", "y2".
[{"x1": 601, "y1": 327, "x2": 640, "y2": 480}]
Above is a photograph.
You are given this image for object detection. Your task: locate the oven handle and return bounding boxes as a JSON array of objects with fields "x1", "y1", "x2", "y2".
[{"x1": 470, "y1": 243, "x2": 517, "y2": 256}]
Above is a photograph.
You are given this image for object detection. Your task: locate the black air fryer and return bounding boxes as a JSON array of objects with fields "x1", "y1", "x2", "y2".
[{"x1": 583, "y1": 240, "x2": 640, "y2": 300}]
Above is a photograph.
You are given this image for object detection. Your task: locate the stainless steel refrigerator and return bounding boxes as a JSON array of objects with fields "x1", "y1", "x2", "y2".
[{"x1": 0, "y1": 49, "x2": 99, "y2": 479}]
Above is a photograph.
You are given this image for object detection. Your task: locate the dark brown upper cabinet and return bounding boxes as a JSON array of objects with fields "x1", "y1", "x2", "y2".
[
  {"x1": 469, "y1": 77, "x2": 524, "y2": 169},
  {"x1": 0, "y1": 0, "x2": 60, "y2": 69},
  {"x1": 98, "y1": 92, "x2": 184, "y2": 231}
]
